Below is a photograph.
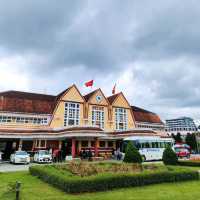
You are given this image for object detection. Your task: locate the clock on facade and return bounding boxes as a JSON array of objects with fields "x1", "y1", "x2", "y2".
[{"x1": 96, "y1": 95, "x2": 102, "y2": 102}]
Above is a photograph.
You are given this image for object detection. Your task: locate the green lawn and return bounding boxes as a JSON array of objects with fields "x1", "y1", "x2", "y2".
[{"x1": 0, "y1": 171, "x2": 200, "y2": 200}]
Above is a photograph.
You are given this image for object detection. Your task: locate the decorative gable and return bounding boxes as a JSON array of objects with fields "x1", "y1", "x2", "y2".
[
  {"x1": 111, "y1": 92, "x2": 130, "y2": 108},
  {"x1": 60, "y1": 85, "x2": 84, "y2": 103},
  {"x1": 85, "y1": 89, "x2": 109, "y2": 106}
]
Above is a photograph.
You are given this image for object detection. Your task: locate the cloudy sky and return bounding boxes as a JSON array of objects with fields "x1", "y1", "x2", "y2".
[{"x1": 0, "y1": 0, "x2": 200, "y2": 120}]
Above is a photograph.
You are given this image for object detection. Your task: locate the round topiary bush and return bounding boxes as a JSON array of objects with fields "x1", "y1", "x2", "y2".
[
  {"x1": 162, "y1": 146, "x2": 178, "y2": 165},
  {"x1": 123, "y1": 142, "x2": 142, "y2": 163}
]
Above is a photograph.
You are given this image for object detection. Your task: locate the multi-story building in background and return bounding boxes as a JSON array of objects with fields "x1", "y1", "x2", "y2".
[{"x1": 165, "y1": 117, "x2": 198, "y2": 136}]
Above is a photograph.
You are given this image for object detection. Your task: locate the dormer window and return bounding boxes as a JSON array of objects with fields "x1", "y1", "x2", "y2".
[{"x1": 64, "y1": 102, "x2": 80, "y2": 126}]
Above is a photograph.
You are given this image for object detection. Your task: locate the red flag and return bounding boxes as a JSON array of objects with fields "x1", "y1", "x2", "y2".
[
  {"x1": 85, "y1": 80, "x2": 94, "y2": 87},
  {"x1": 112, "y1": 84, "x2": 116, "y2": 94}
]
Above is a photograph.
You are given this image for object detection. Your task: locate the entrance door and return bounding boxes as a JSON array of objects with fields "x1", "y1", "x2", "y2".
[{"x1": 61, "y1": 140, "x2": 72, "y2": 157}]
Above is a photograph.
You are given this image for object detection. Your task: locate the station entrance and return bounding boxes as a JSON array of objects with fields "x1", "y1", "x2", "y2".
[{"x1": 0, "y1": 139, "x2": 19, "y2": 160}]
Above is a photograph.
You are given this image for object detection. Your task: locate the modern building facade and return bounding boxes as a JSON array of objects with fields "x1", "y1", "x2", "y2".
[
  {"x1": 0, "y1": 84, "x2": 166, "y2": 160},
  {"x1": 165, "y1": 117, "x2": 198, "y2": 136}
]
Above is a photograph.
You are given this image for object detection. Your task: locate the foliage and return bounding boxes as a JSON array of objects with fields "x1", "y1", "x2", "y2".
[
  {"x1": 163, "y1": 146, "x2": 178, "y2": 165},
  {"x1": 0, "y1": 170, "x2": 200, "y2": 200},
  {"x1": 29, "y1": 164, "x2": 199, "y2": 193},
  {"x1": 56, "y1": 162, "x2": 143, "y2": 177},
  {"x1": 178, "y1": 160, "x2": 200, "y2": 167},
  {"x1": 185, "y1": 133, "x2": 198, "y2": 152},
  {"x1": 123, "y1": 142, "x2": 142, "y2": 163},
  {"x1": 172, "y1": 133, "x2": 183, "y2": 143}
]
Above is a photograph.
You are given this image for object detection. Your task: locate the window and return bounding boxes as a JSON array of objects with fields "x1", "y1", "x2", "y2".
[
  {"x1": 0, "y1": 115, "x2": 48, "y2": 125},
  {"x1": 108, "y1": 141, "x2": 114, "y2": 148},
  {"x1": 92, "y1": 106, "x2": 104, "y2": 129},
  {"x1": 99, "y1": 141, "x2": 106, "y2": 147},
  {"x1": 35, "y1": 140, "x2": 46, "y2": 148},
  {"x1": 115, "y1": 108, "x2": 128, "y2": 130},
  {"x1": 81, "y1": 141, "x2": 88, "y2": 147},
  {"x1": 64, "y1": 102, "x2": 80, "y2": 126}
]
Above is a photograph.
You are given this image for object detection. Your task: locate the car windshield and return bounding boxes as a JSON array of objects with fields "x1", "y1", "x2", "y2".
[
  {"x1": 39, "y1": 151, "x2": 49, "y2": 155},
  {"x1": 175, "y1": 148, "x2": 188, "y2": 153},
  {"x1": 15, "y1": 151, "x2": 28, "y2": 155}
]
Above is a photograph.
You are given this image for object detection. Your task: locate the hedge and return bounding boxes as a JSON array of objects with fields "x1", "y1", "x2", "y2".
[
  {"x1": 29, "y1": 165, "x2": 199, "y2": 193},
  {"x1": 178, "y1": 160, "x2": 200, "y2": 167}
]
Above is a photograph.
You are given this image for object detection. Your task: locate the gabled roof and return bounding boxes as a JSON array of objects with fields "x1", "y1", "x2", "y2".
[
  {"x1": 131, "y1": 106, "x2": 163, "y2": 124},
  {"x1": 107, "y1": 93, "x2": 120, "y2": 104},
  {"x1": 84, "y1": 89, "x2": 99, "y2": 102},
  {"x1": 83, "y1": 88, "x2": 109, "y2": 105},
  {"x1": 55, "y1": 85, "x2": 73, "y2": 101}
]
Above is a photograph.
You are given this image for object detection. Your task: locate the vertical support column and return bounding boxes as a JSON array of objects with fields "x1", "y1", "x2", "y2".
[
  {"x1": 95, "y1": 138, "x2": 99, "y2": 157},
  {"x1": 59, "y1": 140, "x2": 62, "y2": 150},
  {"x1": 18, "y1": 140, "x2": 23, "y2": 151},
  {"x1": 72, "y1": 138, "x2": 76, "y2": 158},
  {"x1": 78, "y1": 141, "x2": 82, "y2": 153}
]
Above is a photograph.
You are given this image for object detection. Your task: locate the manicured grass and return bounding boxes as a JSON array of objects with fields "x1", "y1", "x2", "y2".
[
  {"x1": 29, "y1": 163, "x2": 199, "y2": 193},
  {"x1": 0, "y1": 171, "x2": 200, "y2": 200}
]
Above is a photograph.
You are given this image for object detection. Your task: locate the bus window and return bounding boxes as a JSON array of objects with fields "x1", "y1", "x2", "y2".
[
  {"x1": 135, "y1": 142, "x2": 140, "y2": 150},
  {"x1": 145, "y1": 142, "x2": 150, "y2": 148},
  {"x1": 160, "y1": 142, "x2": 165, "y2": 148},
  {"x1": 167, "y1": 142, "x2": 172, "y2": 147}
]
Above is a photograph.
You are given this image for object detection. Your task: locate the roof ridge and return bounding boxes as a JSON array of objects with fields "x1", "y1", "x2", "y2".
[{"x1": 0, "y1": 90, "x2": 56, "y2": 97}]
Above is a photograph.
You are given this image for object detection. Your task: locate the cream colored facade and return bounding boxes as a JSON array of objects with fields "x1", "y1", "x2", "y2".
[{"x1": 49, "y1": 85, "x2": 136, "y2": 131}]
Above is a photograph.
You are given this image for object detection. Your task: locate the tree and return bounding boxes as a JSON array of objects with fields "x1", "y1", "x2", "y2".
[
  {"x1": 162, "y1": 146, "x2": 178, "y2": 165},
  {"x1": 185, "y1": 133, "x2": 197, "y2": 152},
  {"x1": 123, "y1": 142, "x2": 142, "y2": 163},
  {"x1": 172, "y1": 133, "x2": 183, "y2": 143}
]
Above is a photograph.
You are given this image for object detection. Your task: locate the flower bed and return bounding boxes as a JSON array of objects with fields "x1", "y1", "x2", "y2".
[{"x1": 29, "y1": 162, "x2": 199, "y2": 193}]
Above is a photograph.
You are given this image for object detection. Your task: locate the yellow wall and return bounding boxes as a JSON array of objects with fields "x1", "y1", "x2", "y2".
[
  {"x1": 0, "y1": 86, "x2": 136, "y2": 131},
  {"x1": 88, "y1": 90, "x2": 109, "y2": 106},
  {"x1": 50, "y1": 85, "x2": 85, "y2": 128},
  {"x1": 111, "y1": 93, "x2": 135, "y2": 130}
]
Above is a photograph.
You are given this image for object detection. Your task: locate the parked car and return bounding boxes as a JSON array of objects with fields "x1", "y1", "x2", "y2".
[
  {"x1": 10, "y1": 151, "x2": 30, "y2": 164},
  {"x1": 0, "y1": 151, "x2": 3, "y2": 162},
  {"x1": 173, "y1": 144, "x2": 190, "y2": 158},
  {"x1": 34, "y1": 150, "x2": 52, "y2": 163}
]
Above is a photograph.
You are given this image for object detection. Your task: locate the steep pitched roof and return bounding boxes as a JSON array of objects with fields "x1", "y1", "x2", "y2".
[
  {"x1": 107, "y1": 93, "x2": 120, "y2": 104},
  {"x1": 131, "y1": 106, "x2": 163, "y2": 124},
  {"x1": 83, "y1": 89, "x2": 99, "y2": 102}
]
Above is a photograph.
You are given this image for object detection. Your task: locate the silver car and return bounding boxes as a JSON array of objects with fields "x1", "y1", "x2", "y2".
[
  {"x1": 10, "y1": 151, "x2": 30, "y2": 164},
  {"x1": 34, "y1": 150, "x2": 52, "y2": 163}
]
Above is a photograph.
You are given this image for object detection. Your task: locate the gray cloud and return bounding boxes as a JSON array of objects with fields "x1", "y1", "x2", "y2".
[{"x1": 0, "y1": 0, "x2": 200, "y2": 119}]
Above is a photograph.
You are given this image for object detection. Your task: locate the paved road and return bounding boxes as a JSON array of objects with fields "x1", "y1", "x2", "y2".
[
  {"x1": 0, "y1": 162, "x2": 33, "y2": 172},
  {"x1": 0, "y1": 160, "x2": 163, "y2": 173}
]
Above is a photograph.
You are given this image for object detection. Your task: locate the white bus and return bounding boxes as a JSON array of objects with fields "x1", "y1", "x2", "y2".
[{"x1": 122, "y1": 136, "x2": 173, "y2": 161}]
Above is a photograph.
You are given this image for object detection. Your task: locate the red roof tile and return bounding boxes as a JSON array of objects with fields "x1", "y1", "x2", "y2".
[
  {"x1": 131, "y1": 106, "x2": 163, "y2": 124},
  {"x1": 0, "y1": 90, "x2": 56, "y2": 114}
]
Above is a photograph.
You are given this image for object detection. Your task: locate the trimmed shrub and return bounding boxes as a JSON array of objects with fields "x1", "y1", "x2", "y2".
[
  {"x1": 163, "y1": 146, "x2": 178, "y2": 165},
  {"x1": 178, "y1": 160, "x2": 200, "y2": 167},
  {"x1": 29, "y1": 165, "x2": 199, "y2": 193},
  {"x1": 123, "y1": 142, "x2": 142, "y2": 163}
]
